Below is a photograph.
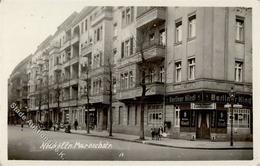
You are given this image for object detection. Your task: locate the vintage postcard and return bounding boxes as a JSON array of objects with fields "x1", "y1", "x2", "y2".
[{"x1": 0, "y1": 0, "x2": 259, "y2": 166}]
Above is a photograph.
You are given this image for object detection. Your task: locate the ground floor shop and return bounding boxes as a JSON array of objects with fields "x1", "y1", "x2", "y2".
[
  {"x1": 110, "y1": 91, "x2": 252, "y2": 141},
  {"x1": 25, "y1": 91, "x2": 252, "y2": 141}
]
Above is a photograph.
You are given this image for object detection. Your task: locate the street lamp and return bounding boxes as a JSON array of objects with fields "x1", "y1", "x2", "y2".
[{"x1": 229, "y1": 87, "x2": 235, "y2": 146}]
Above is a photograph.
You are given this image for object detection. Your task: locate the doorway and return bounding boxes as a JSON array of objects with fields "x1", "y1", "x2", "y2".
[{"x1": 196, "y1": 110, "x2": 210, "y2": 139}]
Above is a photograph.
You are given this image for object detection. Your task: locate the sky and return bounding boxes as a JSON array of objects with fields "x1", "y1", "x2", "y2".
[{"x1": 0, "y1": 0, "x2": 91, "y2": 77}]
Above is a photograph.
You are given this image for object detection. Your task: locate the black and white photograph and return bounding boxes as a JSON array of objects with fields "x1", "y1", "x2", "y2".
[{"x1": 1, "y1": 0, "x2": 259, "y2": 165}]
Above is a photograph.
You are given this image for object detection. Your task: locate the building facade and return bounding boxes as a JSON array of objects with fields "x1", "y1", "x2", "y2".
[
  {"x1": 8, "y1": 55, "x2": 32, "y2": 124},
  {"x1": 10, "y1": 6, "x2": 252, "y2": 141}
]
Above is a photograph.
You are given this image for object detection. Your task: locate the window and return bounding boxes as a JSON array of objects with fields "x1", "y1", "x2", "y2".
[
  {"x1": 93, "y1": 53, "x2": 101, "y2": 68},
  {"x1": 159, "y1": 66, "x2": 165, "y2": 82},
  {"x1": 175, "y1": 61, "x2": 182, "y2": 82},
  {"x1": 175, "y1": 106, "x2": 180, "y2": 127},
  {"x1": 188, "y1": 14, "x2": 196, "y2": 39},
  {"x1": 126, "y1": 7, "x2": 131, "y2": 24},
  {"x1": 85, "y1": 19, "x2": 88, "y2": 31},
  {"x1": 121, "y1": 42, "x2": 124, "y2": 58},
  {"x1": 113, "y1": 77, "x2": 116, "y2": 93},
  {"x1": 130, "y1": 37, "x2": 134, "y2": 55},
  {"x1": 159, "y1": 29, "x2": 166, "y2": 46},
  {"x1": 149, "y1": 33, "x2": 155, "y2": 42},
  {"x1": 235, "y1": 61, "x2": 243, "y2": 82},
  {"x1": 236, "y1": 17, "x2": 244, "y2": 42},
  {"x1": 175, "y1": 21, "x2": 182, "y2": 43},
  {"x1": 120, "y1": 74, "x2": 124, "y2": 89},
  {"x1": 113, "y1": 23, "x2": 118, "y2": 37},
  {"x1": 124, "y1": 72, "x2": 128, "y2": 89},
  {"x1": 129, "y1": 71, "x2": 134, "y2": 88},
  {"x1": 81, "y1": 22, "x2": 84, "y2": 34},
  {"x1": 121, "y1": 38, "x2": 133, "y2": 58},
  {"x1": 188, "y1": 58, "x2": 195, "y2": 80},
  {"x1": 228, "y1": 109, "x2": 250, "y2": 128},
  {"x1": 122, "y1": 7, "x2": 134, "y2": 27},
  {"x1": 148, "y1": 104, "x2": 163, "y2": 126},
  {"x1": 149, "y1": 69, "x2": 155, "y2": 83},
  {"x1": 94, "y1": 26, "x2": 103, "y2": 42},
  {"x1": 125, "y1": 40, "x2": 130, "y2": 57}
]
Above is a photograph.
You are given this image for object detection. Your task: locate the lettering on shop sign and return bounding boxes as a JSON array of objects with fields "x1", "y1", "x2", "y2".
[
  {"x1": 167, "y1": 94, "x2": 201, "y2": 103},
  {"x1": 166, "y1": 92, "x2": 252, "y2": 106}
]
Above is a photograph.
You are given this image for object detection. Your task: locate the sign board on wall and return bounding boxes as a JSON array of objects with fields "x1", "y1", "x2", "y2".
[{"x1": 191, "y1": 103, "x2": 216, "y2": 109}]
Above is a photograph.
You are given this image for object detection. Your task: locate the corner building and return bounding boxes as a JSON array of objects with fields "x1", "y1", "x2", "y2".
[{"x1": 24, "y1": 6, "x2": 252, "y2": 141}]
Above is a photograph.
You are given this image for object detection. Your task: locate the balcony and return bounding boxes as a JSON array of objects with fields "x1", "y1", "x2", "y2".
[
  {"x1": 71, "y1": 34, "x2": 79, "y2": 45},
  {"x1": 91, "y1": 7, "x2": 113, "y2": 27},
  {"x1": 36, "y1": 74, "x2": 42, "y2": 80},
  {"x1": 70, "y1": 55, "x2": 79, "y2": 65},
  {"x1": 89, "y1": 94, "x2": 109, "y2": 104},
  {"x1": 31, "y1": 63, "x2": 38, "y2": 69},
  {"x1": 136, "y1": 7, "x2": 166, "y2": 29},
  {"x1": 117, "y1": 82, "x2": 164, "y2": 101},
  {"x1": 60, "y1": 39, "x2": 71, "y2": 51},
  {"x1": 62, "y1": 79, "x2": 70, "y2": 88},
  {"x1": 89, "y1": 66, "x2": 105, "y2": 78},
  {"x1": 37, "y1": 58, "x2": 45, "y2": 65},
  {"x1": 136, "y1": 42, "x2": 165, "y2": 62},
  {"x1": 49, "y1": 46, "x2": 60, "y2": 55},
  {"x1": 81, "y1": 43, "x2": 93, "y2": 56},
  {"x1": 53, "y1": 63, "x2": 62, "y2": 71},
  {"x1": 70, "y1": 77, "x2": 79, "y2": 85}
]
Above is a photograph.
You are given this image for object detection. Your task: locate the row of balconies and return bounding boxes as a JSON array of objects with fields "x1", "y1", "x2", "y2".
[{"x1": 27, "y1": 7, "x2": 167, "y2": 107}]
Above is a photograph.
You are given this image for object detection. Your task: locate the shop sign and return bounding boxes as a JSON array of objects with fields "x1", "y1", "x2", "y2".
[
  {"x1": 217, "y1": 110, "x2": 227, "y2": 128},
  {"x1": 191, "y1": 103, "x2": 216, "y2": 109},
  {"x1": 180, "y1": 110, "x2": 190, "y2": 127},
  {"x1": 166, "y1": 91, "x2": 252, "y2": 106}
]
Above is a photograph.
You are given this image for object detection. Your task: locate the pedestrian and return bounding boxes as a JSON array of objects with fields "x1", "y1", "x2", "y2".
[
  {"x1": 159, "y1": 126, "x2": 163, "y2": 140},
  {"x1": 74, "y1": 119, "x2": 78, "y2": 131},
  {"x1": 21, "y1": 121, "x2": 24, "y2": 131},
  {"x1": 150, "y1": 128, "x2": 155, "y2": 140},
  {"x1": 49, "y1": 120, "x2": 53, "y2": 130}
]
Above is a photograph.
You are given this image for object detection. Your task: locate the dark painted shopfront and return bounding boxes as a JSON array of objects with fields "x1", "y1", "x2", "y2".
[{"x1": 166, "y1": 91, "x2": 252, "y2": 141}]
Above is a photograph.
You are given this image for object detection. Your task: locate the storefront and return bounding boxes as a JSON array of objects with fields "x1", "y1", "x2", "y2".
[{"x1": 166, "y1": 91, "x2": 252, "y2": 141}]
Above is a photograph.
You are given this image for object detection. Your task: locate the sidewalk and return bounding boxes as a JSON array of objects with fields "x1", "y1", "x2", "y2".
[{"x1": 58, "y1": 128, "x2": 253, "y2": 150}]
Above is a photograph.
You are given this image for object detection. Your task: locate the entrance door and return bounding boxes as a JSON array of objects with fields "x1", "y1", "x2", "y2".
[{"x1": 196, "y1": 111, "x2": 210, "y2": 139}]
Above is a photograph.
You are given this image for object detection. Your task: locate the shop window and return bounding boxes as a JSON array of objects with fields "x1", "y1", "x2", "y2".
[
  {"x1": 148, "y1": 104, "x2": 163, "y2": 126},
  {"x1": 228, "y1": 109, "x2": 250, "y2": 128}
]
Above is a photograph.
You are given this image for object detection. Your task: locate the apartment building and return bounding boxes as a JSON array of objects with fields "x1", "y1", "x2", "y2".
[
  {"x1": 8, "y1": 55, "x2": 32, "y2": 124},
  {"x1": 27, "y1": 36, "x2": 53, "y2": 123},
  {"x1": 11, "y1": 6, "x2": 252, "y2": 141}
]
